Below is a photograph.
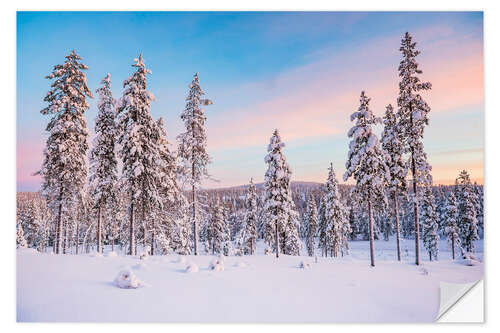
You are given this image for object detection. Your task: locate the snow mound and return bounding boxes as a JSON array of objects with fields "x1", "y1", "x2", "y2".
[
  {"x1": 233, "y1": 262, "x2": 247, "y2": 268},
  {"x1": 460, "y1": 259, "x2": 481, "y2": 266},
  {"x1": 211, "y1": 263, "x2": 225, "y2": 272},
  {"x1": 459, "y1": 252, "x2": 481, "y2": 266},
  {"x1": 419, "y1": 267, "x2": 429, "y2": 276},
  {"x1": 113, "y1": 269, "x2": 144, "y2": 289},
  {"x1": 185, "y1": 263, "x2": 199, "y2": 273},
  {"x1": 106, "y1": 251, "x2": 118, "y2": 258},
  {"x1": 209, "y1": 257, "x2": 225, "y2": 271},
  {"x1": 299, "y1": 261, "x2": 312, "y2": 269},
  {"x1": 462, "y1": 252, "x2": 477, "y2": 260},
  {"x1": 133, "y1": 262, "x2": 148, "y2": 270}
]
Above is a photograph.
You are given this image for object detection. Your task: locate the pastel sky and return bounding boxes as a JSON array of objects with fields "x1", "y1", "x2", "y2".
[{"x1": 17, "y1": 12, "x2": 484, "y2": 191}]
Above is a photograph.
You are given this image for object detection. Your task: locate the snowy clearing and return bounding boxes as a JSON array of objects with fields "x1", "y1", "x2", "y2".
[{"x1": 17, "y1": 238, "x2": 483, "y2": 323}]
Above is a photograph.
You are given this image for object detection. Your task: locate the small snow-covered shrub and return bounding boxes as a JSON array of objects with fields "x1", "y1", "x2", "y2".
[
  {"x1": 217, "y1": 254, "x2": 226, "y2": 263},
  {"x1": 419, "y1": 267, "x2": 429, "y2": 276},
  {"x1": 185, "y1": 263, "x2": 199, "y2": 273},
  {"x1": 209, "y1": 257, "x2": 225, "y2": 271},
  {"x1": 459, "y1": 252, "x2": 481, "y2": 266},
  {"x1": 212, "y1": 263, "x2": 225, "y2": 272},
  {"x1": 113, "y1": 269, "x2": 143, "y2": 289},
  {"x1": 460, "y1": 258, "x2": 481, "y2": 266},
  {"x1": 462, "y1": 252, "x2": 477, "y2": 260},
  {"x1": 299, "y1": 261, "x2": 311, "y2": 269},
  {"x1": 137, "y1": 246, "x2": 151, "y2": 260},
  {"x1": 264, "y1": 247, "x2": 272, "y2": 255}
]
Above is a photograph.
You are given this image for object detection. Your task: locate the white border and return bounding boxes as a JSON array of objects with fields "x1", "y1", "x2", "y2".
[{"x1": 3, "y1": 1, "x2": 497, "y2": 331}]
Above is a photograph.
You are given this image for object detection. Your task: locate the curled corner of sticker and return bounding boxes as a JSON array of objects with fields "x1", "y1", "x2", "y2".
[{"x1": 437, "y1": 280, "x2": 482, "y2": 320}]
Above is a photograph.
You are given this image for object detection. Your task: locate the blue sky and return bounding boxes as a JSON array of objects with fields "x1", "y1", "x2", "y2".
[{"x1": 17, "y1": 12, "x2": 484, "y2": 191}]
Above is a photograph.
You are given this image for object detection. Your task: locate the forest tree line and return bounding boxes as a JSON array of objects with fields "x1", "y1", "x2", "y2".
[{"x1": 16, "y1": 32, "x2": 484, "y2": 266}]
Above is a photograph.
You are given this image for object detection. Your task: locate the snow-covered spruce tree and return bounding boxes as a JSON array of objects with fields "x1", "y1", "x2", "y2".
[
  {"x1": 263, "y1": 129, "x2": 301, "y2": 257},
  {"x1": 18, "y1": 200, "x2": 41, "y2": 248},
  {"x1": 236, "y1": 179, "x2": 258, "y2": 255},
  {"x1": 396, "y1": 32, "x2": 433, "y2": 265},
  {"x1": 444, "y1": 190, "x2": 459, "y2": 259},
  {"x1": 324, "y1": 163, "x2": 350, "y2": 257},
  {"x1": 343, "y1": 91, "x2": 390, "y2": 267},
  {"x1": 283, "y1": 192, "x2": 301, "y2": 256},
  {"x1": 39, "y1": 50, "x2": 93, "y2": 254},
  {"x1": 177, "y1": 73, "x2": 213, "y2": 255},
  {"x1": 305, "y1": 193, "x2": 318, "y2": 256},
  {"x1": 421, "y1": 185, "x2": 439, "y2": 261},
  {"x1": 381, "y1": 104, "x2": 407, "y2": 261},
  {"x1": 456, "y1": 170, "x2": 479, "y2": 254},
  {"x1": 434, "y1": 186, "x2": 447, "y2": 237},
  {"x1": 317, "y1": 195, "x2": 328, "y2": 255},
  {"x1": 209, "y1": 200, "x2": 229, "y2": 255},
  {"x1": 151, "y1": 117, "x2": 183, "y2": 255},
  {"x1": 347, "y1": 200, "x2": 357, "y2": 240},
  {"x1": 262, "y1": 195, "x2": 276, "y2": 249},
  {"x1": 171, "y1": 195, "x2": 192, "y2": 255},
  {"x1": 89, "y1": 73, "x2": 118, "y2": 253},
  {"x1": 17, "y1": 220, "x2": 27, "y2": 248},
  {"x1": 473, "y1": 183, "x2": 484, "y2": 236},
  {"x1": 116, "y1": 54, "x2": 161, "y2": 256},
  {"x1": 107, "y1": 181, "x2": 125, "y2": 253}
]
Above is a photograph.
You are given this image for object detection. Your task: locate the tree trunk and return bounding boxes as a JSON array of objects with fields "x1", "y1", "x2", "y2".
[
  {"x1": 429, "y1": 251, "x2": 432, "y2": 261},
  {"x1": 75, "y1": 222, "x2": 79, "y2": 255},
  {"x1": 368, "y1": 200, "x2": 375, "y2": 267},
  {"x1": 56, "y1": 186, "x2": 64, "y2": 254},
  {"x1": 63, "y1": 219, "x2": 67, "y2": 254},
  {"x1": 192, "y1": 183, "x2": 198, "y2": 255},
  {"x1": 409, "y1": 103, "x2": 421, "y2": 266},
  {"x1": 393, "y1": 191, "x2": 402, "y2": 261},
  {"x1": 411, "y1": 157, "x2": 420, "y2": 265},
  {"x1": 275, "y1": 219, "x2": 280, "y2": 258},
  {"x1": 151, "y1": 218, "x2": 155, "y2": 256},
  {"x1": 142, "y1": 205, "x2": 146, "y2": 250},
  {"x1": 129, "y1": 201, "x2": 135, "y2": 255},
  {"x1": 451, "y1": 234, "x2": 455, "y2": 260},
  {"x1": 97, "y1": 204, "x2": 102, "y2": 253}
]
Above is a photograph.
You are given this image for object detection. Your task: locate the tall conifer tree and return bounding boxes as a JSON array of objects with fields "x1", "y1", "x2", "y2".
[
  {"x1": 344, "y1": 91, "x2": 390, "y2": 267},
  {"x1": 396, "y1": 32, "x2": 433, "y2": 265},
  {"x1": 39, "y1": 50, "x2": 92, "y2": 254},
  {"x1": 381, "y1": 104, "x2": 407, "y2": 261},
  {"x1": 117, "y1": 54, "x2": 161, "y2": 256},
  {"x1": 89, "y1": 73, "x2": 118, "y2": 253},
  {"x1": 177, "y1": 73, "x2": 213, "y2": 255}
]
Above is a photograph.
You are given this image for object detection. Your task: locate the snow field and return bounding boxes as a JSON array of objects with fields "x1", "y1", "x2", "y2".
[{"x1": 17, "y1": 238, "x2": 483, "y2": 322}]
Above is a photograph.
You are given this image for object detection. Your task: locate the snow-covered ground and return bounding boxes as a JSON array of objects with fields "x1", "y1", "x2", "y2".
[{"x1": 16, "y1": 238, "x2": 483, "y2": 323}]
